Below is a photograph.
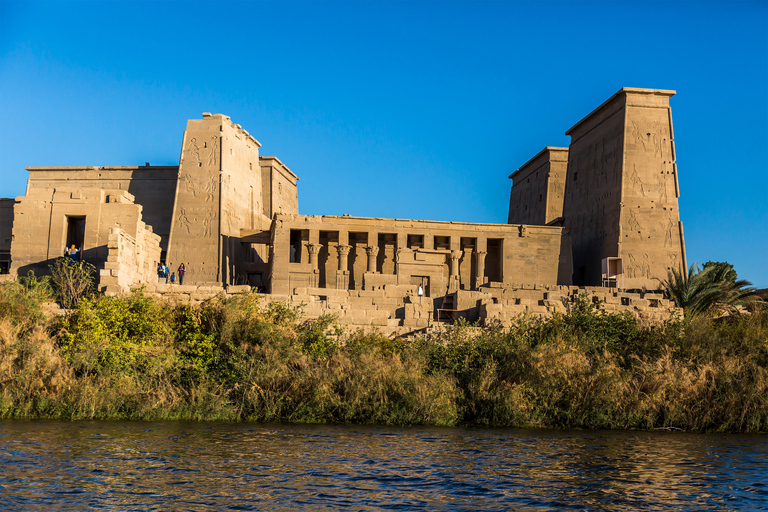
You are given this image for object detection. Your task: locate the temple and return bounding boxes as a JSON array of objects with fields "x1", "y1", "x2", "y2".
[{"x1": 0, "y1": 88, "x2": 686, "y2": 332}]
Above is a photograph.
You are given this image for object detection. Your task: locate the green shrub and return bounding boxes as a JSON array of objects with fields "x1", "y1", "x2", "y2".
[
  {"x1": 48, "y1": 258, "x2": 96, "y2": 309},
  {"x1": 58, "y1": 292, "x2": 173, "y2": 375}
]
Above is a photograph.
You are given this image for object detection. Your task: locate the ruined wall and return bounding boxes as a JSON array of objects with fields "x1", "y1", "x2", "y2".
[
  {"x1": 562, "y1": 88, "x2": 685, "y2": 288},
  {"x1": 10, "y1": 188, "x2": 150, "y2": 276},
  {"x1": 283, "y1": 284, "x2": 680, "y2": 334},
  {"x1": 22, "y1": 166, "x2": 177, "y2": 251},
  {"x1": 100, "y1": 225, "x2": 162, "y2": 294},
  {"x1": 508, "y1": 147, "x2": 568, "y2": 225}
]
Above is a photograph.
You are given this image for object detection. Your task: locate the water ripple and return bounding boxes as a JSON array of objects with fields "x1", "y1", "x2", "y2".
[{"x1": 0, "y1": 420, "x2": 767, "y2": 510}]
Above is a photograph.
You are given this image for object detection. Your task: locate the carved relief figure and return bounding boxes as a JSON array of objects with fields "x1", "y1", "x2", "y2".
[
  {"x1": 656, "y1": 172, "x2": 668, "y2": 203},
  {"x1": 179, "y1": 173, "x2": 217, "y2": 203},
  {"x1": 203, "y1": 209, "x2": 216, "y2": 237},
  {"x1": 178, "y1": 208, "x2": 191, "y2": 234},
  {"x1": 627, "y1": 253, "x2": 638, "y2": 278},
  {"x1": 631, "y1": 120, "x2": 666, "y2": 158},
  {"x1": 641, "y1": 254, "x2": 651, "y2": 279},
  {"x1": 664, "y1": 214, "x2": 676, "y2": 247},
  {"x1": 551, "y1": 173, "x2": 563, "y2": 198},
  {"x1": 626, "y1": 209, "x2": 642, "y2": 238},
  {"x1": 207, "y1": 136, "x2": 219, "y2": 167},
  {"x1": 186, "y1": 137, "x2": 201, "y2": 166},
  {"x1": 629, "y1": 164, "x2": 647, "y2": 197},
  {"x1": 668, "y1": 253, "x2": 678, "y2": 270}
]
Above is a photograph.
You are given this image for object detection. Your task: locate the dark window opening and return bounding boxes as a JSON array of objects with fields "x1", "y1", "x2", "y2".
[
  {"x1": 0, "y1": 252, "x2": 10, "y2": 274},
  {"x1": 407, "y1": 234, "x2": 424, "y2": 249},
  {"x1": 289, "y1": 230, "x2": 302, "y2": 263}
]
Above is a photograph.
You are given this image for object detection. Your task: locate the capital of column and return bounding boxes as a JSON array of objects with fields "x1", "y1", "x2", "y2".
[
  {"x1": 450, "y1": 249, "x2": 462, "y2": 262},
  {"x1": 336, "y1": 244, "x2": 352, "y2": 257},
  {"x1": 307, "y1": 243, "x2": 323, "y2": 269}
]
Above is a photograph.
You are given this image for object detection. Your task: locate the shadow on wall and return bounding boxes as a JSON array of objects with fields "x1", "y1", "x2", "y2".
[{"x1": 15, "y1": 246, "x2": 107, "y2": 281}]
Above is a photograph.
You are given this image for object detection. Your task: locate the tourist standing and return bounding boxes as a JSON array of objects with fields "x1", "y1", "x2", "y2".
[
  {"x1": 68, "y1": 245, "x2": 79, "y2": 263},
  {"x1": 178, "y1": 263, "x2": 186, "y2": 285},
  {"x1": 170, "y1": 272, "x2": 176, "y2": 285}
]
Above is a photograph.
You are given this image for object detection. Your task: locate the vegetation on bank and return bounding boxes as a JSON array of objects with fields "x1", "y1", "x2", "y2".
[{"x1": 1, "y1": 272, "x2": 766, "y2": 433}]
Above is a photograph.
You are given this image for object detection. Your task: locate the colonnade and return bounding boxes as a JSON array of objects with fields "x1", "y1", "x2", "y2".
[{"x1": 297, "y1": 229, "x2": 494, "y2": 291}]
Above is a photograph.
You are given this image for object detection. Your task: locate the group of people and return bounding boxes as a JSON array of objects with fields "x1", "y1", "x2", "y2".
[{"x1": 157, "y1": 262, "x2": 186, "y2": 285}]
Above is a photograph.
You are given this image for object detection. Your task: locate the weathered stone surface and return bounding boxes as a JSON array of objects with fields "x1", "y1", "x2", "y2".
[{"x1": 1, "y1": 89, "x2": 687, "y2": 333}]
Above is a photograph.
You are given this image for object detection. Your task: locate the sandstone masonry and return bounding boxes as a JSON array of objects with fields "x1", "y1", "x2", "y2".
[{"x1": 1, "y1": 88, "x2": 686, "y2": 332}]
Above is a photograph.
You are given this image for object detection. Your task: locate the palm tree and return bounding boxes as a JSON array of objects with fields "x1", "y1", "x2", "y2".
[{"x1": 660, "y1": 263, "x2": 763, "y2": 315}]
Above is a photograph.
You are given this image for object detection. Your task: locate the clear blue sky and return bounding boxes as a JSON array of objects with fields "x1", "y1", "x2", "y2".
[{"x1": 1, "y1": 0, "x2": 766, "y2": 286}]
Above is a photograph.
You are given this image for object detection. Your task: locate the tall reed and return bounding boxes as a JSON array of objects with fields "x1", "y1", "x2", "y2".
[{"x1": 0, "y1": 282, "x2": 765, "y2": 432}]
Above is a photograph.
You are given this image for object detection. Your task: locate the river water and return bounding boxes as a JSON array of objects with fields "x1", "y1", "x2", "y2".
[{"x1": 1, "y1": 420, "x2": 766, "y2": 511}]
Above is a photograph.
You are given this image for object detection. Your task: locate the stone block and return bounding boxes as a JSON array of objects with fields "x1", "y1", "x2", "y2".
[
  {"x1": 104, "y1": 285, "x2": 123, "y2": 296},
  {"x1": 226, "y1": 285, "x2": 251, "y2": 294}
]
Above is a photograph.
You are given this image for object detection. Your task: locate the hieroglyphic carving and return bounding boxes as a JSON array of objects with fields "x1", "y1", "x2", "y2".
[
  {"x1": 668, "y1": 252, "x2": 678, "y2": 270},
  {"x1": 626, "y1": 209, "x2": 642, "y2": 238},
  {"x1": 628, "y1": 164, "x2": 647, "y2": 197},
  {"x1": 630, "y1": 120, "x2": 666, "y2": 158},
  {"x1": 550, "y1": 172, "x2": 563, "y2": 198},
  {"x1": 600, "y1": 136, "x2": 620, "y2": 185},
  {"x1": 202, "y1": 209, "x2": 216, "y2": 237},
  {"x1": 180, "y1": 173, "x2": 217, "y2": 203},
  {"x1": 207, "y1": 136, "x2": 219, "y2": 167},
  {"x1": 185, "y1": 137, "x2": 201, "y2": 166},
  {"x1": 640, "y1": 254, "x2": 651, "y2": 279},
  {"x1": 663, "y1": 213, "x2": 676, "y2": 247},
  {"x1": 178, "y1": 208, "x2": 191, "y2": 234},
  {"x1": 627, "y1": 253, "x2": 638, "y2": 278}
]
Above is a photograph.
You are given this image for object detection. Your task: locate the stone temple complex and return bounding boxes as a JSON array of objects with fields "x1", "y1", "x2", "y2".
[{"x1": 0, "y1": 88, "x2": 686, "y2": 332}]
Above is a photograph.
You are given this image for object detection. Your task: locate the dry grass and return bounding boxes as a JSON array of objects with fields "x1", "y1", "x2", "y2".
[{"x1": 0, "y1": 283, "x2": 765, "y2": 432}]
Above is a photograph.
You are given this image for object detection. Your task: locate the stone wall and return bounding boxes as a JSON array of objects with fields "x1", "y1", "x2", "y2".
[
  {"x1": 508, "y1": 147, "x2": 568, "y2": 225},
  {"x1": 100, "y1": 225, "x2": 162, "y2": 295},
  {"x1": 280, "y1": 283, "x2": 680, "y2": 334},
  {"x1": 166, "y1": 113, "x2": 300, "y2": 286},
  {"x1": 10, "y1": 187, "x2": 156, "y2": 280},
  {"x1": 562, "y1": 88, "x2": 686, "y2": 288},
  {"x1": 21, "y1": 166, "x2": 178, "y2": 252}
]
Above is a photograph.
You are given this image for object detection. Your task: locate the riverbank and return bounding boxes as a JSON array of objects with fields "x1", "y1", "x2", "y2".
[{"x1": 1, "y1": 279, "x2": 766, "y2": 432}]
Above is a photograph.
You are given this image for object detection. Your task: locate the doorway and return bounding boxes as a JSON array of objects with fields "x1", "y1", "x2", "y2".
[{"x1": 66, "y1": 216, "x2": 86, "y2": 253}]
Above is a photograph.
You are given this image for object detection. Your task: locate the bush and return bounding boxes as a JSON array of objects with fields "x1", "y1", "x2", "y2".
[
  {"x1": 1, "y1": 287, "x2": 766, "y2": 431},
  {"x1": 48, "y1": 258, "x2": 96, "y2": 309}
]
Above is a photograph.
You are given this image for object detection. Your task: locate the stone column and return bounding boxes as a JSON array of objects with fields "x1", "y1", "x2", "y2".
[
  {"x1": 450, "y1": 250, "x2": 462, "y2": 278},
  {"x1": 448, "y1": 249, "x2": 462, "y2": 292},
  {"x1": 475, "y1": 250, "x2": 487, "y2": 287},
  {"x1": 336, "y1": 244, "x2": 352, "y2": 271},
  {"x1": 307, "y1": 243, "x2": 322, "y2": 270},
  {"x1": 365, "y1": 245, "x2": 379, "y2": 273}
]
